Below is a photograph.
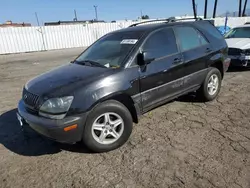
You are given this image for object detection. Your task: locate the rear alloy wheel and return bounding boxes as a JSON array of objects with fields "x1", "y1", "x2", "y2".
[
  {"x1": 197, "y1": 67, "x2": 222, "y2": 101},
  {"x1": 207, "y1": 74, "x2": 219, "y2": 96},
  {"x1": 82, "y1": 100, "x2": 133, "y2": 152}
]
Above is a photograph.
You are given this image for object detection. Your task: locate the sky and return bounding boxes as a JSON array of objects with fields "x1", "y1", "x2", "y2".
[{"x1": 0, "y1": 0, "x2": 247, "y2": 25}]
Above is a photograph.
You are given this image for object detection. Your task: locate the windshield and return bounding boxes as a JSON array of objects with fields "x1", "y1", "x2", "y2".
[
  {"x1": 225, "y1": 27, "x2": 250, "y2": 38},
  {"x1": 74, "y1": 31, "x2": 143, "y2": 68}
]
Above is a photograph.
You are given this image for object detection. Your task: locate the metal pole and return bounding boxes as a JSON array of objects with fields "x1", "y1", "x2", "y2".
[
  {"x1": 35, "y1": 12, "x2": 40, "y2": 26},
  {"x1": 94, "y1": 5, "x2": 98, "y2": 21},
  {"x1": 242, "y1": 0, "x2": 248, "y2": 16},
  {"x1": 204, "y1": 0, "x2": 208, "y2": 19},
  {"x1": 35, "y1": 12, "x2": 46, "y2": 51},
  {"x1": 239, "y1": 0, "x2": 242, "y2": 17},
  {"x1": 74, "y1": 9, "x2": 78, "y2": 21},
  {"x1": 213, "y1": 0, "x2": 218, "y2": 18},
  {"x1": 224, "y1": 12, "x2": 228, "y2": 32},
  {"x1": 192, "y1": 0, "x2": 197, "y2": 18},
  {"x1": 195, "y1": 4, "x2": 198, "y2": 16}
]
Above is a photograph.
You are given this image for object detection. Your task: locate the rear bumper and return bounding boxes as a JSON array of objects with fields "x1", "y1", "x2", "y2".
[{"x1": 17, "y1": 100, "x2": 88, "y2": 143}]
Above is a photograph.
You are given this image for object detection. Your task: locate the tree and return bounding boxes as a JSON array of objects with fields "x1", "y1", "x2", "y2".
[{"x1": 141, "y1": 15, "x2": 150, "y2": 19}]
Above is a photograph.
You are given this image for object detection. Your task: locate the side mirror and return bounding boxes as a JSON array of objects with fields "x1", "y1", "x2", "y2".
[{"x1": 137, "y1": 51, "x2": 155, "y2": 66}]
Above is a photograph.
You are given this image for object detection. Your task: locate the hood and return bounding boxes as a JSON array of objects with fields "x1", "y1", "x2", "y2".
[
  {"x1": 225, "y1": 38, "x2": 250, "y2": 50},
  {"x1": 25, "y1": 63, "x2": 112, "y2": 97}
]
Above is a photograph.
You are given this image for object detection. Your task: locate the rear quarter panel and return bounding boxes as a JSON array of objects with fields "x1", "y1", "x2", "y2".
[{"x1": 193, "y1": 21, "x2": 228, "y2": 70}]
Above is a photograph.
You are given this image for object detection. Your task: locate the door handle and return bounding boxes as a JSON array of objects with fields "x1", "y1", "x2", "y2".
[
  {"x1": 173, "y1": 58, "x2": 183, "y2": 64},
  {"x1": 206, "y1": 48, "x2": 212, "y2": 53}
]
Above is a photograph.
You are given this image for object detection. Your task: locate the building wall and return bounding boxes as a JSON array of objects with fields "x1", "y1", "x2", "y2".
[
  {"x1": 214, "y1": 17, "x2": 250, "y2": 28},
  {"x1": 0, "y1": 17, "x2": 250, "y2": 55}
]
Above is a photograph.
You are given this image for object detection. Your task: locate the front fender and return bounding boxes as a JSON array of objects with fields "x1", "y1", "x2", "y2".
[{"x1": 68, "y1": 67, "x2": 140, "y2": 115}]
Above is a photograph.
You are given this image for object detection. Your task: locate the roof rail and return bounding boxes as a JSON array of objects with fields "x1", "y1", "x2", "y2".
[
  {"x1": 129, "y1": 19, "x2": 170, "y2": 27},
  {"x1": 128, "y1": 17, "x2": 203, "y2": 27},
  {"x1": 169, "y1": 17, "x2": 203, "y2": 22}
]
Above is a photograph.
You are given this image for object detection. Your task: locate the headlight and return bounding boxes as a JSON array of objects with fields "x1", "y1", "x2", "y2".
[
  {"x1": 39, "y1": 96, "x2": 74, "y2": 119},
  {"x1": 243, "y1": 49, "x2": 250, "y2": 56}
]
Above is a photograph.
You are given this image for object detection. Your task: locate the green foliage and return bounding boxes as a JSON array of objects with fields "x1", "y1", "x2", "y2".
[{"x1": 141, "y1": 15, "x2": 150, "y2": 19}]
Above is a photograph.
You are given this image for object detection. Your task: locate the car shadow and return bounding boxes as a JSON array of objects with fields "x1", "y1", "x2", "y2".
[
  {"x1": 176, "y1": 92, "x2": 203, "y2": 103},
  {"x1": 227, "y1": 67, "x2": 250, "y2": 72},
  {"x1": 0, "y1": 109, "x2": 92, "y2": 156}
]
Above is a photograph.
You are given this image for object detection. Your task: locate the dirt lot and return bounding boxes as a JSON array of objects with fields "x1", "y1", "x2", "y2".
[{"x1": 0, "y1": 48, "x2": 249, "y2": 188}]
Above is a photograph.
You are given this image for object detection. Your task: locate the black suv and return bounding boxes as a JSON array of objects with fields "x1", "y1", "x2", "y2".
[{"x1": 17, "y1": 19, "x2": 230, "y2": 152}]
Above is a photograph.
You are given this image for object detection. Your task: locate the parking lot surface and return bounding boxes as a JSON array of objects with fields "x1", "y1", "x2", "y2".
[{"x1": 0, "y1": 48, "x2": 249, "y2": 188}]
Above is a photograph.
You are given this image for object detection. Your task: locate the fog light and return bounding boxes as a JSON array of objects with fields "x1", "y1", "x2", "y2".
[{"x1": 243, "y1": 61, "x2": 248, "y2": 66}]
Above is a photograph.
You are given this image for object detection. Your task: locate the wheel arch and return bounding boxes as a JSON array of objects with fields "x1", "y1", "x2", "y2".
[
  {"x1": 208, "y1": 53, "x2": 224, "y2": 79},
  {"x1": 90, "y1": 92, "x2": 139, "y2": 124},
  {"x1": 209, "y1": 61, "x2": 224, "y2": 79}
]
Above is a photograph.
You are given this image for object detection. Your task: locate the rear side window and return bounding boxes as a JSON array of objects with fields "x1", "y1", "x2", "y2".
[
  {"x1": 200, "y1": 35, "x2": 208, "y2": 45},
  {"x1": 198, "y1": 21, "x2": 224, "y2": 39},
  {"x1": 175, "y1": 26, "x2": 208, "y2": 51},
  {"x1": 143, "y1": 28, "x2": 178, "y2": 58}
]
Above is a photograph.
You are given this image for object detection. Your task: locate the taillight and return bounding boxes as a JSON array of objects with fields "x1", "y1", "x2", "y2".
[{"x1": 224, "y1": 58, "x2": 231, "y2": 67}]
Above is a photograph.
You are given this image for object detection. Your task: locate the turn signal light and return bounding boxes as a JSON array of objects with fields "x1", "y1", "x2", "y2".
[{"x1": 64, "y1": 124, "x2": 77, "y2": 132}]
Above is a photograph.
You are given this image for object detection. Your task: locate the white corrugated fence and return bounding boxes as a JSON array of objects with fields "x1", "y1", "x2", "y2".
[
  {"x1": 0, "y1": 22, "x2": 135, "y2": 54},
  {"x1": 1, "y1": 17, "x2": 250, "y2": 55}
]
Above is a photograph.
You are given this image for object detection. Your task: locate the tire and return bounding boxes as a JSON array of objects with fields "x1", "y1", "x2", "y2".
[
  {"x1": 82, "y1": 100, "x2": 133, "y2": 152},
  {"x1": 197, "y1": 67, "x2": 222, "y2": 101}
]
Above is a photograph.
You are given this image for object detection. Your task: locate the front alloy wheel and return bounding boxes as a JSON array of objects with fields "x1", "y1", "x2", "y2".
[
  {"x1": 92, "y1": 112, "x2": 124, "y2": 145},
  {"x1": 82, "y1": 100, "x2": 133, "y2": 152}
]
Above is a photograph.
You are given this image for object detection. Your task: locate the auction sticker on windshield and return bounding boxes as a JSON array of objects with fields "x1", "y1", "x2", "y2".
[{"x1": 121, "y1": 39, "x2": 138, "y2": 44}]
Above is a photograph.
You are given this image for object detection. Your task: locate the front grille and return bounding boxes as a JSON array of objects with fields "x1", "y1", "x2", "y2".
[
  {"x1": 244, "y1": 49, "x2": 250, "y2": 55},
  {"x1": 228, "y1": 48, "x2": 243, "y2": 56},
  {"x1": 26, "y1": 107, "x2": 39, "y2": 115},
  {"x1": 22, "y1": 88, "x2": 40, "y2": 108}
]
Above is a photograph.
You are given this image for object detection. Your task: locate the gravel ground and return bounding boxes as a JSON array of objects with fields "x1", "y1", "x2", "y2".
[{"x1": 0, "y1": 48, "x2": 249, "y2": 188}]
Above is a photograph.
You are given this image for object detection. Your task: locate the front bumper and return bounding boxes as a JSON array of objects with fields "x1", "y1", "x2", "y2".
[
  {"x1": 228, "y1": 55, "x2": 250, "y2": 67},
  {"x1": 229, "y1": 59, "x2": 250, "y2": 67},
  {"x1": 17, "y1": 100, "x2": 88, "y2": 143}
]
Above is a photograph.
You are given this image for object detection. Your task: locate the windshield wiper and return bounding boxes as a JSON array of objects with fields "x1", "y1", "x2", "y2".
[{"x1": 74, "y1": 60, "x2": 107, "y2": 68}]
